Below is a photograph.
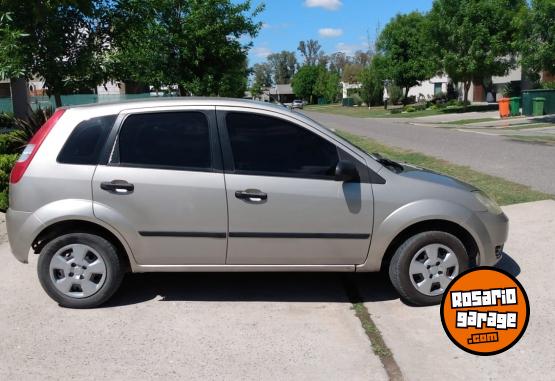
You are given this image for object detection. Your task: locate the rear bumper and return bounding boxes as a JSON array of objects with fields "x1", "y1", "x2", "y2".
[{"x1": 6, "y1": 208, "x2": 41, "y2": 263}]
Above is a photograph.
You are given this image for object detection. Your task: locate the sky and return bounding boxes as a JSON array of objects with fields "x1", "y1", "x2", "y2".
[{"x1": 244, "y1": 0, "x2": 434, "y2": 65}]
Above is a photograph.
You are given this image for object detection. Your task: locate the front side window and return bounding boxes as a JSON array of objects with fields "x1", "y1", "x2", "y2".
[
  {"x1": 226, "y1": 112, "x2": 339, "y2": 179},
  {"x1": 117, "y1": 111, "x2": 211, "y2": 170}
]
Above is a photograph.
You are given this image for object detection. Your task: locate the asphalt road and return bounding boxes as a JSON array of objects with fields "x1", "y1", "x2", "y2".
[{"x1": 303, "y1": 111, "x2": 555, "y2": 195}]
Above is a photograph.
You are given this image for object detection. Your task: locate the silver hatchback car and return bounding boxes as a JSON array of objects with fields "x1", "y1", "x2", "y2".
[{"x1": 7, "y1": 98, "x2": 508, "y2": 308}]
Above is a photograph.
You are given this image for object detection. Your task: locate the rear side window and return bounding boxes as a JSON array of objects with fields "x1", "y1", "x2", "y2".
[
  {"x1": 225, "y1": 112, "x2": 339, "y2": 179},
  {"x1": 116, "y1": 112, "x2": 211, "y2": 170},
  {"x1": 57, "y1": 115, "x2": 116, "y2": 165}
]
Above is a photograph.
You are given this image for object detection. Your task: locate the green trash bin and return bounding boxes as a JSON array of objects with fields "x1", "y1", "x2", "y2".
[
  {"x1": 510, "y1": 97, "x2": 521, "y2": 116},
  {"x1": 532, "y1": 97, "x2": 546, "y2": 116},
  {"x1": 342, "y1": 97, "x2": 354, "y2": 107}
]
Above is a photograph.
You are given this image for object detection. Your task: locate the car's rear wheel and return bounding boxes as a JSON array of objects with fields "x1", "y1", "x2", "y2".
[
  {"x1": 38, "y1": 233, "x2": 124, "y2": 308},
  {"x1": 389, "y1": 231, "x2": 468, "y2": 306}
]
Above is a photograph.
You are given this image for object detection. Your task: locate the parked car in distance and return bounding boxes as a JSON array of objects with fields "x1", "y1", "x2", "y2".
[
  {"x1": 291, "y1": 99, "x2": 304, "y2": 109},
  {"x1": 6, "y1": 98, "x2": 508, "y2": 308}
]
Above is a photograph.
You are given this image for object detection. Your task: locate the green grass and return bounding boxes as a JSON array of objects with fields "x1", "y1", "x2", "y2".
[
  {"x1": 304, "y1": 103, "x2": 498, "y2": 119},
  {"x1": 338, "y1": 130, "x2": 553, "y2": 205},
  {"x1": 507, "y1": 135, "x2": 555, "y2": 145},
  {"x1": 304, "y1": 104, "x2": 441, "y2": 118},
  {"x1": 443, "y1": 118, "x2": 498, "y2": 125},
  {"x1": 503, "y1": 123, "x2": 554, "y2": 130}
]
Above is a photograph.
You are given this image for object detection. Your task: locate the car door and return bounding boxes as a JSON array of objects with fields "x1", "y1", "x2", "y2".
[
  {"x1": 92, "y1": 107, "x2": 228, "y2": 265},
  {"x1": 217, "y1": 108, "x2": 374, "y2": 265}
]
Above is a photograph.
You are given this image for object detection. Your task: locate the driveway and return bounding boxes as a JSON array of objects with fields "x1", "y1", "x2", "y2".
[
  {"x1": 304, "y1": 111, "x2": 555, "y2": 195},
  {"x1": 1, "y1": 201, "x2": 553, "y2": 380}
]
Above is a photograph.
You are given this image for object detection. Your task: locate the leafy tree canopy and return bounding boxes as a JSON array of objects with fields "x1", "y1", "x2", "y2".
[
  {"x1": 110, "y1": 0, "x2": 263, "y2": 97},
  {"x1": 1, "y1": 0, "x2": 107, "y2": 106},
  {"x1": 519, "y1": 0, "x2": 555, "y2": 76},
  {"x1": 267, "y1": 51, "x2": 297, "y2": 84},
  {"x1": 377, "y1": 11, "x2": 436, "y2": 99},
  {"x1": 428, "y1": 0, "x2": 527, "y2": 102}
]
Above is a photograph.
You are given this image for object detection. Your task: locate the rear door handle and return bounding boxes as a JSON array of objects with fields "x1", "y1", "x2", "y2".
[
  {"x1": 100, "y1": 180, "x2": 135, "y2": 193},
  {"x1": 235, "y1": 189, "x2": 267, "y2": 201}
]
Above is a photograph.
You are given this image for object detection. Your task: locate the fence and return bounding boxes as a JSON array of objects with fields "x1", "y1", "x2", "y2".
[{"x1": 0, "y1": 93, "x2": 166, "y2": 113}]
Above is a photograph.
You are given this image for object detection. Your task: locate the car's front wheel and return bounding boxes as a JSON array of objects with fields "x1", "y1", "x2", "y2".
[
  {"x1": 389, "y1": 231, "x2": 468, "y2": 305},
  {"x1": 37, "y1": 233, "x2": 124, "y2": 308}
]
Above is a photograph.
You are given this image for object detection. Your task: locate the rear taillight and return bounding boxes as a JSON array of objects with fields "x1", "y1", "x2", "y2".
[{"x1": 10, "y1": 108, "x2": 66, "y2": 184}]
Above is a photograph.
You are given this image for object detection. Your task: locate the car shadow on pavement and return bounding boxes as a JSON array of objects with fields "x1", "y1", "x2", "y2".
[
  {"x1": 495, "y1": 252, "x2": 521, "y2": 277},
  {"x1": 104, "y1": 271, "x2": 399, "y2": 308},
  {"x1": 104, "y1": 253, "x2": 521, "y2": 308}
]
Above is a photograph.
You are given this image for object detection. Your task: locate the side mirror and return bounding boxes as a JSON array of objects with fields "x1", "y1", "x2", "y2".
[{"x1": 335, "y1": 160, "x2": 359, "y2": 182}]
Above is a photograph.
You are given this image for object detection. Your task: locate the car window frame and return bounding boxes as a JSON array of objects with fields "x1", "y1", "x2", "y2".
[
  {"x1": 56, "y1": 114, "x2": 118, "y2": 166},
  {"x1": 99, "y1": 106, "x2": 222, "y2": 173},
  {"x1": 216, "y1": 107, "x2": 373, "y2": 182}
]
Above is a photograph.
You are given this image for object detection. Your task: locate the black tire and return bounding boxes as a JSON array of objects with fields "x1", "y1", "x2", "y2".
[
  {"x1": 388, "y1": 231, "x2": 469, "y2": 306},
  {"x1": 37, "y1": 233, "x2": 124, "y2": 308}
]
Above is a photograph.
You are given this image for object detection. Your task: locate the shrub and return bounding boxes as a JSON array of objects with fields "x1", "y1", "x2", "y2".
[
  {"x1": 541, "y1": 81, "x2": 555, "y2": 89},
  {"x1": 387, "y1": 84, "x2": 403, "y2": 105},
  {"x1": 389, "y1": 107, "x2": 403, "y2": 114},
  {"x1": 404, "y1": 105, "x2": 416, "y2": 112},
  {"x1": 0, "y1": 153, "x2": 18, "y2": 211},
  {"x1": 352, "y1": 93, "x2": 363, "y2": 106},
  {"x1": 0, "y1": 131, "x2": 23, "y2": 154}
]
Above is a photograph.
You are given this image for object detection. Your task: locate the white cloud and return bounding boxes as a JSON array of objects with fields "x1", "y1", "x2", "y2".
[
  {"x1": 304, "y1": 0, "x2": 342, "y2": 11},
  {"x1": 252, "y1": 46, "x2": 272, "y2": 58},
  {"x1": 318, "y1": 28, "x2": 343, "y2": 38},
  {"x1": 262, "y1": 22, "x2": 291, "y2": 30},
  {"x1": 335, "y1": 42, "x2": 369, "y2": 55}
]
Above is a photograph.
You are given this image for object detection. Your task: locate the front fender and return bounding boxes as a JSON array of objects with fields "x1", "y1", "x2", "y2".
[{"x1": 357, "y1": 199, "x2": 486, "y2": 272}]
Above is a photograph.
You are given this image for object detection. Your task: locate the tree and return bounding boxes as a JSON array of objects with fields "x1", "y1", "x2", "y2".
[
  {"x1": 111, "y1": 0, "x2": 263, "y2": 97},
  {"x1": 267, "y1": 51, "x2": 297, "y2": 84},
  {"x1": 342, "y1": 64, "x2": 364, "y2": 83},
  {"x1": 297, "y1": 39, "x2": 323, "y2": 66},
  {"x1": 353, "y1": 50, "x2": 371, "y2": 67},
  {"x1": 329, "y1": 52, "x2": 350, "y2": 74},
  {"x1": 519, "y1": 0, "x2": 555, "y2": 76},
  {"x1": 377, "y1": 11, "x2": 436, "y2": 101},
  {"x1": 252, "y1": 63, "x2": 273, "y2": 87},
  {"x1": 3, "y1": 0, "x2": 108, "y2": 107},
  {"x1": 429, "y1": 0, "x2": 527, "y2": 104},
  {"x1": 291, "y1": 65, "x2": 320, "y2": 103},
  {"x1": 0, "y1": 12, "x2": 29, "y2": 119},
  {"x1": 314, "y1": 69, "x2": 340, "y2": 103},
  {"x1": 359, "y1": 55, "x2": 387, "y2": 106}
]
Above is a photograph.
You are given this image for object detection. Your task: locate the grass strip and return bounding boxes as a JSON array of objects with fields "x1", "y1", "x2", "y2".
[
  {"x1": 338, "y1": 130, "x2": 553, "y2": 206},
  {"x1": 343, "y1": 275, "x2": 404, "y2": 381},
  {"x1": 507, "y1": 135, "x2": 555, "y2": 145}
]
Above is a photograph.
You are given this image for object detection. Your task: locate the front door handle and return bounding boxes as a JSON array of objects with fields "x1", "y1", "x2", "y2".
[
  {"x1": 235, "y1": 189, "x2": 267, "y2": 201},
  {"x1": 100, "y1": 180, "x2": 135, "y2": 193}
]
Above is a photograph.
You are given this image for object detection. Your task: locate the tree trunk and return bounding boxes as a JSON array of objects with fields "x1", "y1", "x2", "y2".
[
  {"x1": 178, "y1": 84, "x2": 186, "y2": 96},
  {"x1": 54, "y1": 92, "x2": 62, "y2": 108},
  {"x1": 463, "y1": 81, "x2": 471, "y2": 110},
  {"x1": 404, "y1": 86, "x2": 410, "y2": 105},
  {"x1": 10, "y1": 78, "x2": 30, "y2": 120}
]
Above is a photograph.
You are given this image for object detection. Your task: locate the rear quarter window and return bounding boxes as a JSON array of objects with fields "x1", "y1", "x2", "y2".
[{"x1": 57, "y1": 115, "x2": 116, "y2": 165}]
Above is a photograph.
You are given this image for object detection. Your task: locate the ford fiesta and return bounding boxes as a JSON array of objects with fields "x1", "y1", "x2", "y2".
[{"x1": 6, "y1": 98, "x2": 508, "y2": 308}]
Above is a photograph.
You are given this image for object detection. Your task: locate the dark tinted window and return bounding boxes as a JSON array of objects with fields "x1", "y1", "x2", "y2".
[
  {"x1": 117, "y1": 112, "x2": 211, "y2": 169},
  {"x1": 226, "y1": 113, "x2": 339, "y2": 178},
  {"x1": 57, "y1": 115, "x2": 116, "y2": 165}
]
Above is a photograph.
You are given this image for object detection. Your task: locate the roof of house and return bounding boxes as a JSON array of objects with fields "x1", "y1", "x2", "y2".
[{"x1": 269, "y1": 84, "x2": 294, "y2": 95}]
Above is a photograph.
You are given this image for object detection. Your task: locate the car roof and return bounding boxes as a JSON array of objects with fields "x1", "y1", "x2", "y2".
[{"x1": 68, "y1": 97, "x2": 288, "y2": 114}]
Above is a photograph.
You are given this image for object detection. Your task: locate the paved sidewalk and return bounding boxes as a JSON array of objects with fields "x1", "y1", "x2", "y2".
[{"x1": 357, "y1": 200, "x2": 555, "y2": 381}]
